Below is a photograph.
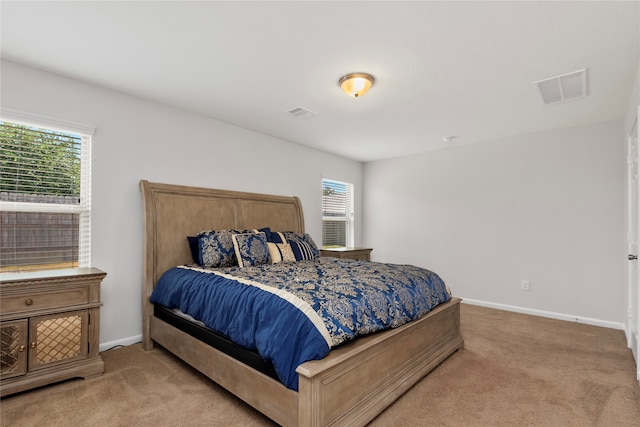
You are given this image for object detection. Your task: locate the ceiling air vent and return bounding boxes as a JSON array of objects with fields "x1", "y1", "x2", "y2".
[
  {"x1": 286, "y1": 106, "x2": 317, "y2": 120},
  {"x1": 534, "y1": 68, "x2": 588, "y2": 105}
]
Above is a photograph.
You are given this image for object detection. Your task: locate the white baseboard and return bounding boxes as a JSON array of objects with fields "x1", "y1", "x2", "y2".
[
  {"x1": 99, "y1": 335, "x2": 142, "y2": 352},
  {"x1": 462, "y1": 298, "x2": 626, "y2": 331},
  {"x1": 625, "y1": 325, "x2": 637, "y2": 349},
  {"x1": 96, "y1": 302, "x2": 626, "y2": 353}
]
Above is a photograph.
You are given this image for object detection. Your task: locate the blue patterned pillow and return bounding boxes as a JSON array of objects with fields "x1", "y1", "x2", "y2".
[
  {"x1": 232, "y1": 232, "x2": 271, "y2": 268},
  {"x1": 197, "y1": 230, "x2": 240, "y2": 268},
  {"x1": 282, "y1": 232, "x2": 320, "y2": 258}
]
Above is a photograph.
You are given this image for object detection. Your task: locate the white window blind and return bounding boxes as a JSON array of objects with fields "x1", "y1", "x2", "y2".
[
  {"x1": 322, "y1": 179, "x2": 354, "y2": 248},
  {"x1": 0, "y1": 117, "x2": 92, "y2": 272}
]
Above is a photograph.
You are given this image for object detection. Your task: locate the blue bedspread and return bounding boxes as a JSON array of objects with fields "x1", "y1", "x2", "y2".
[{"x1": 150, "y1": 257, "x2": 451, "y2": 390}]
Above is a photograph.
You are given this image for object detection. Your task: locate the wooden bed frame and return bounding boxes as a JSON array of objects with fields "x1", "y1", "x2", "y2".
[{"x1": 140, "y1": 180, "x2": 464, "y2": 427}]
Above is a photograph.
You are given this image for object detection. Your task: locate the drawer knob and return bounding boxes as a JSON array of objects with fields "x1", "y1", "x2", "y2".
[
  {"x1": 30, "y1": 342, "x2": 37, "y2": 348},
  {"x1": 25, "y1": 299, "x2": 33, "y2": 306},
  {"x1": 18, "y1": 345, "x2": 25, "y2": 352}
]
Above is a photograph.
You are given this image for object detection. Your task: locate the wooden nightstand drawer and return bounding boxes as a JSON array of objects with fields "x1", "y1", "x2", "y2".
[
  {"x1": 320, "y1": 247, "x2": 373, "y2": 261},
  {"x1": 0, "y1": 288, "x2": 90, "y2": 315},
  {"x1": 349, "y1": 252, "x2": 371, "y2": 261}
]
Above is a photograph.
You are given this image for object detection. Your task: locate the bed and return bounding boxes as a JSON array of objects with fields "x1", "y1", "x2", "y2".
[{"x1": 140, "y1": 180, "x2": 464, "y2": 427}]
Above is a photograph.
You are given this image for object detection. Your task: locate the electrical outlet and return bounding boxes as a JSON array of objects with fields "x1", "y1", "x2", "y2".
[{"x1": 521, "y1": 280, "x2": 530, "y2": 291}]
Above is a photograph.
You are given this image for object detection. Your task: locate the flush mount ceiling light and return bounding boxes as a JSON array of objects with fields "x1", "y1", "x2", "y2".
[{"x1": 338, "y1": 73, "x2": 375, "y2": 98}]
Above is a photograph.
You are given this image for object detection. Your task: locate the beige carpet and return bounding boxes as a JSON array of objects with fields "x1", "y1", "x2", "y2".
[{"x1": 2, "y1": 304, "x2": 639, "y2": 426}]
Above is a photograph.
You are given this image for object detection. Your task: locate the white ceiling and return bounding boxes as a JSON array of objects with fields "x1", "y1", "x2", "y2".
[{"x1": 1, "y1": 1, "x2": 639, "y2": 162}]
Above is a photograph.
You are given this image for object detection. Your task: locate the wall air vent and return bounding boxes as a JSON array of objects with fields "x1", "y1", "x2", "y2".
[
  {"x1": 534, "y1": 68, "x2": 588, "y2": 105},
  {"x1": 286, "y1": 106, "x2": 317, "y2": 119}
]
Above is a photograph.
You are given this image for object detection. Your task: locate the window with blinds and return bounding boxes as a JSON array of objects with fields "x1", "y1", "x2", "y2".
[
  {"x1": 0, "y1": 118, "x2": 92, "y2": 273},
  {"x1": 322, "y1": 179, "x2": 354, "y2": 248}
]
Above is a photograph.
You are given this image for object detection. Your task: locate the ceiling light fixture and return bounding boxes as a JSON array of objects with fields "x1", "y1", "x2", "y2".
[{"x1": 339, "y1": 73, "x2": 375, "y2": 98}]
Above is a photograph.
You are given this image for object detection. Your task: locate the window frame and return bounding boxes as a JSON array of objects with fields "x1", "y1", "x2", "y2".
[
  {"x1": 321, "y1": 178, "x2": 355, "y2": 248},
  {"x1": 0, "y1": 110, "x2": 94, "y2": 271}
]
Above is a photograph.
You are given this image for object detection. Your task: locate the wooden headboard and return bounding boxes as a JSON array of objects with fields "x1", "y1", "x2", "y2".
[{"x1": 139, "y1": 180, "x2": 305, "y2": 347}]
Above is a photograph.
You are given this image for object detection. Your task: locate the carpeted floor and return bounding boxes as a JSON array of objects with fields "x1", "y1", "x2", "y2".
[{"x1": 2, "y1": 304, "x2": 639, "y2": 426}]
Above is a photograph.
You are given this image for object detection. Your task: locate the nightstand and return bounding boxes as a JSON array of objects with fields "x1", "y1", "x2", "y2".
[
  {"x1": 320, "y1": 247, "x2": 373, "y2": 261},
  {"x1": 0, "y1": 268, "x2": 106, "y2": 396}
]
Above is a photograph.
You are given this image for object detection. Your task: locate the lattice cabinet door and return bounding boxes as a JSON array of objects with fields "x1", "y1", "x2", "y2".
[
  {"x1": 0, "y1": 320, "x2": 28, "y2": 380},
  {"x1": 27, "y1": 310, "x2": 89, "y2": 371}
]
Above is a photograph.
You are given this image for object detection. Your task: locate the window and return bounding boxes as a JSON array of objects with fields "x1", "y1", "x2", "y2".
[
  {"x1": 322, "y1": 179, "x2": 354, "y2": 248},
  {"x1": 0, "y1": 116, "x2": 93, "y2": 273}
]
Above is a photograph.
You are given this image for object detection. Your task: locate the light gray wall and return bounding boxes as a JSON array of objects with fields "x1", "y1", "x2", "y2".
[
  {"x1": 625, "y1": 60, "x2": 639, "y2": 135},
  {"x1": 1, "y1": 60, "x2": 363, "y2": 348},
  {"x1": 363, "y1": 120, "x2": 626, "y2": 326}
]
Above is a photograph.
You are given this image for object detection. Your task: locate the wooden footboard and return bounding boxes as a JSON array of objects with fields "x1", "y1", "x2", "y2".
[
  {"x1": 149, "y1": 297, "x2": 462, "y2": 427},
  {"x1": 297, "y1": 296, "x2": 463, "y2": 426}
]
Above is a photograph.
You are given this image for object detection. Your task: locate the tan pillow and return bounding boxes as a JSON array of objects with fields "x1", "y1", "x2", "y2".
[{"x1": 267, "y1": 242, "x2": 296, "y2": 263}]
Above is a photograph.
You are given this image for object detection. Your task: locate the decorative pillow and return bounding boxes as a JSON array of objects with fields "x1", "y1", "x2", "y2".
[
  {"x1": 187, "y1": 236, "x2": 200, "y2": 264},
  {"x1": 254, "y1": 227, "x2": 271, "y2": 236},
  {"x1": 265, "y1": 231, "x2": 287, "y2": 244},
  {"x1": 232, "y1": 232, "x2": 271, "y2": 268},
  {"x1": 289, "y1": 239, "x2": 317, "y2": 261},
  {"x1": 197, "y1": 230, "x2": 239, "y2": 268},
  {"x1": 302, "y1": 233, "x2": 320, "y2": 256},
  {"x1": 282, "y1": 232, "x2": 320, "y2": 258},
  {"x1": 267, "y1": 242, "x2": 296, "y2": 264}
]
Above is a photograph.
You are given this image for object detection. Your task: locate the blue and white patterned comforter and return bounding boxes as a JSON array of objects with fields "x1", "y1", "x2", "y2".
[{"x1": 150, "y1": 257, "x2": 451, "y2": 390}]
